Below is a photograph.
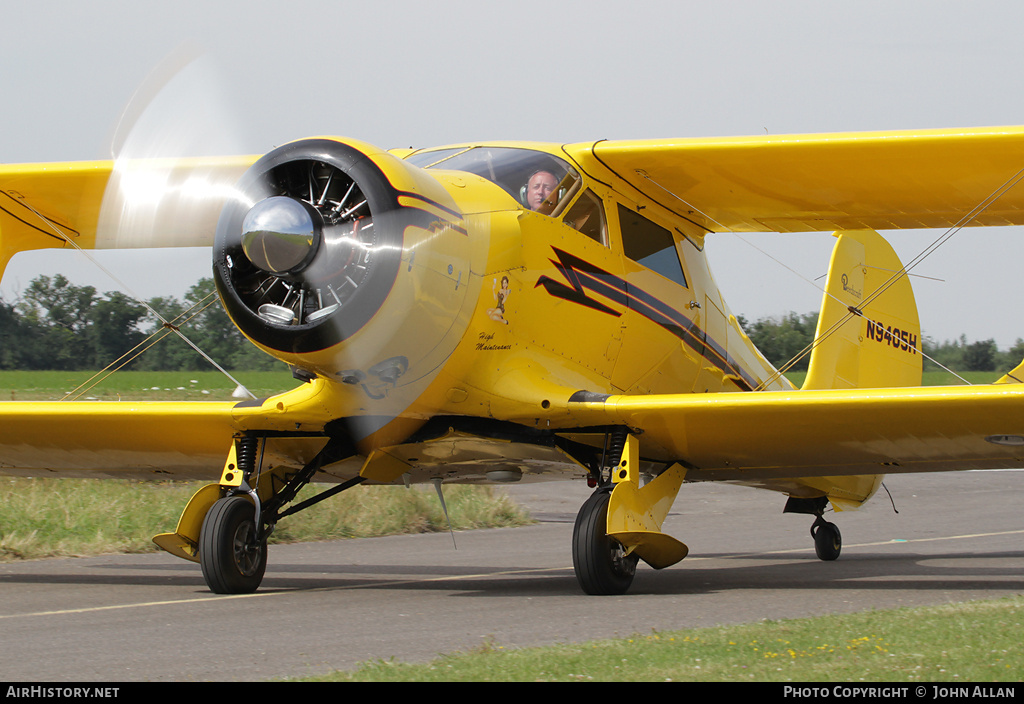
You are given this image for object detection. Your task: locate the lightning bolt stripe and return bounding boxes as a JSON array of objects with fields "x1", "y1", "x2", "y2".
[{"x1": 536, "y1": 247, "x2": 758, "y2": 391}]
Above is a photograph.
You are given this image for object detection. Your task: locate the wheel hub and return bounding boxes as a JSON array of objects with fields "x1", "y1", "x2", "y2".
[
  {"x1": 231, "y1": 520, "x2": 263, "y2": 577},
  {"x1": 608, "y1": 541, "x2": 637, "y2": 578}
]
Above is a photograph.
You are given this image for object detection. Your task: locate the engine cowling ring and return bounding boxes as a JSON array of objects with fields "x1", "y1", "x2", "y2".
[{"x1": 213, "y1": 139, "x2": 404, "y2": 354}]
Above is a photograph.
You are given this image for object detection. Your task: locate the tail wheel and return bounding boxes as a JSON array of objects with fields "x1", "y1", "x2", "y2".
[
  {"x1": 812, "y1": 518, "x2": 842, "y2": 561},
  {"x1": 572, "y1": 489, "x2": 638, "y2": 595},
  {"x1": 200, "y1": 496, "x2": 268, "y2": 594}
]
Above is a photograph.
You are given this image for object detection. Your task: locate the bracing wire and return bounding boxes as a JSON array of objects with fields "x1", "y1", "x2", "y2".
[
  {"x1": 757, "y1": 164, "x2": 1024, "y2": 389},
  {"x1": 12, "y1": 196, "x2": 256, "y2": 399},
  {"x1": 61, "y1": 292, "x2": 221, "y2": 400},
  {"x1": 637, "y1": 164, "x2": 1024, "y2": 390}
]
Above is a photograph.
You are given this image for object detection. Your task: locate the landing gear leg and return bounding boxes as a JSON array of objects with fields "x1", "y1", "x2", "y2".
[
  {"x1": 572, "y1": 489, "x2": 638, "y2": 595},
  {"x1": 811, "y1": 515, "x2": 842, "y2": 561},
  {"x1": 200, "y1": 495, "x2": 268, "y2": 594}
]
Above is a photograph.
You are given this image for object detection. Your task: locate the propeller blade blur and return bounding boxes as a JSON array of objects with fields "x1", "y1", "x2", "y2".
[{"x1": 96, "y1": 47, "x2": 254, "y2": 250}]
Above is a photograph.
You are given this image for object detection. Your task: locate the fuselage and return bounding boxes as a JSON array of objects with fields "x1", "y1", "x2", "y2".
[{"x1": 212, "y1": 138, "x2": 792, "y2": 472}]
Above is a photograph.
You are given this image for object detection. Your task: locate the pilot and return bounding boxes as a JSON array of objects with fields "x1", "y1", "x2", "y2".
[{"x1": 524, "y1": 170, "x2": 559, "y2": 211}]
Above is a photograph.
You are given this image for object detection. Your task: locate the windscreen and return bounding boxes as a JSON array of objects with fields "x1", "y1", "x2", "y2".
[{"x1": 406, "y1": 147, "x2": 576, "y2": 208}]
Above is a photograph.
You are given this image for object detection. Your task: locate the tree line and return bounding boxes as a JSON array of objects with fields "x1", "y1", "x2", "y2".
[
  {"x1": 0, "y1": 275, "x2": 280, "y2": 371},
  {"x1": 1, "y1": 274, "x2": 1020, "y2": 374},
  {"x1": 737, "y1": 311, "x2": 1024, "y2": 374}
]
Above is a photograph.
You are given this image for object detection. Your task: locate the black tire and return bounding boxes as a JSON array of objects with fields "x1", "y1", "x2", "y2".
[
  {"x1": 200, "y1": 496, "x2": 267, "y2": 594},
  {"x1": 813, "y1": 520, "x2": 842, "y2": 561},
  {"x1": 572, "y1": 489, "x2": 638, "y2": 595}
]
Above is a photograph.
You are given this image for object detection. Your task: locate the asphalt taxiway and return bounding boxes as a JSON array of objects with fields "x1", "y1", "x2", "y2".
[{"x1": 0, "y1": 471, "x2": 1021, "y2": 681}]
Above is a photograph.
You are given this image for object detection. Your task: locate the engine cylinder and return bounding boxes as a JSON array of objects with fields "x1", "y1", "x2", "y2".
[{"x1": 214, "y1": 138, "x2": 407, "y2": 354}]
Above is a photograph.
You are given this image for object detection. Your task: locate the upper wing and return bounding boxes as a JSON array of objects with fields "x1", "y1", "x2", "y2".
[
  {"x1": 0, "y1": 156, "x2": 256, "y2": 271},
  {"x1": 566, "y1": 382, "x2": 1024, "y2": 480},
  {"x1": 569, "y1": 126, "x2": 1024, "y2": 232}
]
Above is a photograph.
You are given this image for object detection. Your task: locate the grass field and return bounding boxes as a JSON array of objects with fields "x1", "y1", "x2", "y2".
[
  {"x1": 780, "y1": 370, "x2": 1001, "y2": 388},
  {"x1": 312, "y1": 596, "x2": 1024, "y2": 682},
  {"x1": 2, "y1": 369, "x2": 1002, "y2": 402},
  {"x1": 0, "y1": 478, "x2": 531, "y2": 561},
  {"x1": 0, "y1": 369, "x2": 298, "y2": 401}
]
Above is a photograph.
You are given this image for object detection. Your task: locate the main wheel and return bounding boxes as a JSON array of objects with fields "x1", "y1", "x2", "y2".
[
  {"x1": 812, "y1": 519, "x2": 842, "y2": 561},
  {"x1": 200, "y1": 495, "x2": 267, "y2": 594},
  {"x1": 572, "y1": 489, "x2": 638, "y2": 595}
]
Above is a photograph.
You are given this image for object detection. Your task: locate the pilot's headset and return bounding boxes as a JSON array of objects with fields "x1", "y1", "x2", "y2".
[{"x1": 520, "y1": 169, "x2": 566, "y2": 210}]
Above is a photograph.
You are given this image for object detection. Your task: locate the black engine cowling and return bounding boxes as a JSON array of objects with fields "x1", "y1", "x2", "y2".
[{"x1": 213, "y1": 139, "x2": 405, "y2": 354}]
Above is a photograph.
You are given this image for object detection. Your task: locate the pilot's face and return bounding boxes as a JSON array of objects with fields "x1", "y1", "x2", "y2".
[{"x1": 527, "y1": 171, "x2": 558, "y2": 210}]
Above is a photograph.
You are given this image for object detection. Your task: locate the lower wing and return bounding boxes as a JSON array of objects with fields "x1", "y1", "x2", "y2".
[
  {"x1": 565, "y1": 383, "x2": 1024, "y2": 480},
  {"x1": 0, "y1": 381, "x2": 338, "y2": 480}
]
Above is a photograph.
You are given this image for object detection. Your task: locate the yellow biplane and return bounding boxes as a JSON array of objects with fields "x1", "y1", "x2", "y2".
[{"x1": 3, "y1": 127, "x2": 1024, "y2": 595}]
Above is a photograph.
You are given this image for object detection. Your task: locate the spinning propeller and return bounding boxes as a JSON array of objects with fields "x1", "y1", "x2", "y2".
[
  {"x1": 97, "y1": 46, "x2": 252, "y2": 251},
  {"x1": 91, "y1": 49, "x2": 472, "y2": 433}
]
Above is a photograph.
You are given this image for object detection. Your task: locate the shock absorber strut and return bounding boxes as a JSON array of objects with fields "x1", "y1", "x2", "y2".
[
  {"x1": 590, "y1": 426, "x2": 629, "y2": 487},
  {"x1": 607, "y1": 426, "x2": 629, "y2": 469},
  {"x1": 235, "y1": 435, "x2": 259, "y2": 481},
  {"x1": 230, "y1": 435, "x2": 267, "y2": 538}
]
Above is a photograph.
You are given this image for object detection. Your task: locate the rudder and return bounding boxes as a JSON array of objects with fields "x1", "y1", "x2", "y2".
[{"x1": 803, "y1": 229, "x2": 922, "y2": 390}]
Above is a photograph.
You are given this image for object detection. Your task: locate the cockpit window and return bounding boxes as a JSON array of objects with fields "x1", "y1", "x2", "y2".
[
  {"x1": 562, "y1": 189, "x2": 607, "y2": 245},
  {"x1": 619, "y1": 204, "x2": 688, "y2": 288},
  {"x1": 405, "y1": 147, "x2": 578, "y2": 213}
]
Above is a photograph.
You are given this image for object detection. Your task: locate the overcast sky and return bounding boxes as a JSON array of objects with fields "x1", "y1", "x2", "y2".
[{"x1": 4, "y1": 0, "x2": 1024, "y2": 347}]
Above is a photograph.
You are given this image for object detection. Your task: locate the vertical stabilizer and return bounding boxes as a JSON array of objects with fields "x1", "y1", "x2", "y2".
[{"x1": 803, "y1": 229, "x2": 922, "y2": 390}]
